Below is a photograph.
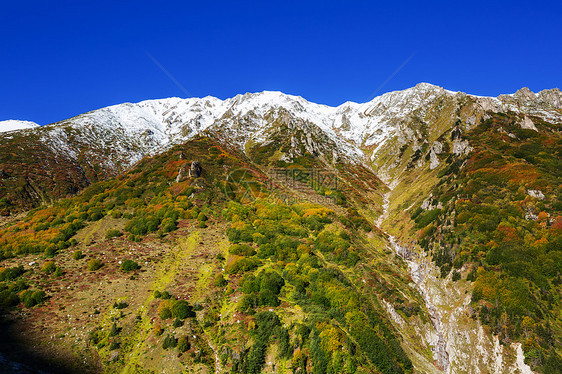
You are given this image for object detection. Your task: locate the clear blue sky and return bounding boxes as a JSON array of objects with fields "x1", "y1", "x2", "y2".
[{"x1": 1, "y1": 0, "x2": 561, "y2": 125}]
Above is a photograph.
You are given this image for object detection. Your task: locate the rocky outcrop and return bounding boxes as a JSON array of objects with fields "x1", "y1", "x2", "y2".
[
  {"x1": 520, "y1": 116, "x2": 538, "y2": 131},
  {"x1": 537, "y1": 88, "x2": 562, "y2": 108},
  {"x1": 188, "y1": 161, "x2": 202, "y2": 178}
]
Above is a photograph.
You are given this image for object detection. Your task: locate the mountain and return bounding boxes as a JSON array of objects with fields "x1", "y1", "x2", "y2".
[
  {"x1": 2, "y1": 83, "x2": 561, "y2": 214},
  {"x1": 0, "y1": 84, "x2": 561, "y2": 374}
]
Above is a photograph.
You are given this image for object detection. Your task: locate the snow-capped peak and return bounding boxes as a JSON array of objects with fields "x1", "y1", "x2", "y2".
[
  {"x1": 3, "y1": 83, "x2": 560, "y2": 173},
  {"x1": 0, "y1": 120, "x2": 39, "y2": 133}
]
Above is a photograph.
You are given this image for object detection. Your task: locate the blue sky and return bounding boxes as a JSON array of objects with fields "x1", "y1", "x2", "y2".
[{"x1": 1, "y1": 0, "x2": 561, "y2": 125}]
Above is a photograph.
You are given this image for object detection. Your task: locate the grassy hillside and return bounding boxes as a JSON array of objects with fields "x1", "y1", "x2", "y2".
[{"x1": 0, "y1": 135, "x2": 418, "y2": 374}]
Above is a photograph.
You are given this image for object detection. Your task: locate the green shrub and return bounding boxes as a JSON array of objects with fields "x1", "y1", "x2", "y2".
[
  {"x1": 120, "y1": 259, "x2": 140, "y2": 272},
  {"x1": 197, "y1": 212, "x2": 208, "y2": 222},
  {"x1": 415, "y1": 209, "x2": 442, "y2": 228},
  {"x1": 0, "y1": 266, "x2": 24, "y2": 281},
  {"x1": 178, "y1": 336, "x2": 190, "y2": 352},
  {"x1": 161, "y1": 291, "x2": 171, "y2": 299},
  {"x1": 87, "y1": 259, "x2": 103, "y2": 271},
  {"x1": 0, "y1": 290, "x2": 20, "y2": 308},
  {"x1": 228, "y1": 244, "x2": 256, "y2": 257},
  {"x1": 125, "y1": 215, "x2": 161, "y2": 236},
  {"x1": 259, "y1": 271, "x2": 284, "y2": 294},
  {"x1": 113, "y1": 301, "x2": 128, "y2": 309},
  {"x1": 72, "y1": 250, "x2": 84, "y2": 260},
  {"x1": 213, "y1": 273, "x2": 227, "y2": 287},
  {"x1": 109, "y1": 322, "x2": 119, "y2": 337},
  {"x1": 89, "y1": 212, "x2": 104, "y2": 221},
  {"x1": 41, "y1": 261, "x2": 56, "y2": 274},
  {"x1": 44, "y1": 245, "x2": 57, "y2": 258},
  {"x1": 227, "y1": 226, "x2": 255, "y2": 243},
  {"x1": 161, "y1": 218, "x2": 177, "y2": 233},
  {"x1": 162, "y1": 334, "x2": 177, "y2": 350},
  {"x1": 158, "y1": 304, "x2": 172, "y2": 319},
  {"x1": 315, "y1": 231, "x2": 350, "y2": 253},
  {"x1": 171, "y1": 300, "x2": 195, "y2": 319},
  {"x1": 225, "y1": 257, "x2": 261, "y2": 274},
  {"x1": 238, "y1": 293, "x2": 258, "y2": 312},
  {"x1": 54, "y1": 267, "x2": 63, "y2": 277},
  {"x1": 106, "y1": 229, "x2": 122, "y2": 240},
  {"x1": 241, "y1": 274, "x2": 259, "y2": 294},
  {"x1": 173, "y1": 318, "x2": 183, "y2": 328},
  {"x1": 241, "y1": 311, "x2": 281, "y2": 374},
  {"x1": 21, "y1": 290, "x2": 46, "y2": 308},
  {"x1": 258, "y1": 289, "x2": 279, "y2": 306}
]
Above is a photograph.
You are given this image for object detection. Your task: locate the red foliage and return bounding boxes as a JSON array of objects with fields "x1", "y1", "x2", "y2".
[{"x1": 495, "y1": 224, "x2": 519, "y2": 242}]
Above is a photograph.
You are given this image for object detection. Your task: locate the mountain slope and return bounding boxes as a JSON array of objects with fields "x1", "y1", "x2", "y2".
[
  {"x1": 2, "y1": 84, "x2": 561, "y2": 214},
  {"x1": 0, "y1": 84, "x2": 561, "y2": 374}
]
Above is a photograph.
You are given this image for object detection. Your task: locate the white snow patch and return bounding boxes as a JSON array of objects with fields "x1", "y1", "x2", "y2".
[{"x1": 0, "y1": 120, "x2": 39, "y2": 133}]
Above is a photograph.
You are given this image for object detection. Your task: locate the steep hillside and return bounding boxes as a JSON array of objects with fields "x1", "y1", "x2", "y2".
[
  {"x1": 0, "y1": 135, "x2": 415, "y2": 374},
  {"x1": 378, "y1": 109, "x2": 562, "y2": 373}
]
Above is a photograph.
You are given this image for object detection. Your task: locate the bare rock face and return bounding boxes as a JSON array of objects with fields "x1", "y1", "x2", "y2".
[
  {"x1": 175, "y1": 163, "x2": 187, "y2": 183},
  {"x1": 387, "y1": 237, "x2": 535, "y2": 374},
  {"x1": 452, "y1": 139, "x2": 472, "y2": 156},
  {"x1": 520, "y1": 116, "x2": 538, "y2": 131},
  {"x1": 527, "y1": 189, "x2": 545, "y2": 200},
  {"x1": 189, "y1": 161, "x2": 202, "y2": 178},
  {"x1": 513, "y1": 87, "x2": 537, "y2": 101},
  {"x1": 537, "y1": 88, "x2": 562, "y2": 109},
  {"x1": 429, "y1": 141, "x2": 443, "y2": 170}
]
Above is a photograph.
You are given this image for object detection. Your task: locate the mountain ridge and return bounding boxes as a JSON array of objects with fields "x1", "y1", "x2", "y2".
[
  {"x1": 4, "y1": 83, "x2": 561, "y2": 161},
  {"x1": 0, "y1": 120, "x2": 40, "y2": 133},
  {"x1": 1, "y1": 83, "x2": 561, "y2": 214}
]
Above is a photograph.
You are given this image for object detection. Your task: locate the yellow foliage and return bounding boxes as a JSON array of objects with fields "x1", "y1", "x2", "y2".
[
  {"x1": 230, "y1": 220, "x2": 247, "y2": 229},
  {"x1": 319, "y1": 325, "x2": 343, "y2": 353},
  {"x1": 302, "y1": 207, "x2": 333, "y2": 218},
  {"x1": 296, "y1": 244, "x2": 311, "y2": 255}
]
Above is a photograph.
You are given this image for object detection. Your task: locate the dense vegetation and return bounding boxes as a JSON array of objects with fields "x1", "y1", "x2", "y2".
[
  {"x1": 411, "y1": 114, "x2": 562, "y2": 372},
  {"x1": 0, "y1": 134, "x2": 414, "y2": 373},
  {"x1": 218, "y1": 199, "x2": 412, "y2": 373},
  {"x1": 2, "y1": 108, "x2": 560, "y2": 373}
]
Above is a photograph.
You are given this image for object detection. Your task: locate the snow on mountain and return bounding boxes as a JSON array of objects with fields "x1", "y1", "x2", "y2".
[
  {"x1": 477, "y1": 87, "x2": 562, "y2": 124},
  {"x1": 5, "y1": 83, "x2": 561, "y2": 170},
  {"x1": 333, "y1": 83, "x2": 451, "y2": 148},
  {"x1": 33, "y1": 84, "x2": 454, "y2": 166},
  {"x1": 0, "y1": 120, "x2": 39, "y2": 133}
]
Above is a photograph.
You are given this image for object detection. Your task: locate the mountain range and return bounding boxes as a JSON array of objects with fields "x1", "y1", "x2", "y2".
[
  {"x1": 1, "y1": 83, "x2": 561, "y2": 214},
  {"x1": 0, "y1": 83, "x2": 560, "y2": 374}
]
